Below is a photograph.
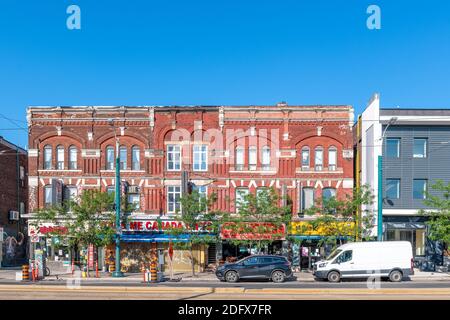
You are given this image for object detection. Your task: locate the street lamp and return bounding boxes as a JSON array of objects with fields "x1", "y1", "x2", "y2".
[
  {"x1": 377, "y1": 116, "x2": 398, "y2": 241},
  {"x1": 109, "y1": 119, "x2": 124, "y2": 277}
]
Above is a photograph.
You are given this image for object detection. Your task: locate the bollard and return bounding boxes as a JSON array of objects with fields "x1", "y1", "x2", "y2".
[
  {"x1": 150, "y1": 261, "x2": 157, "y2": 283},
  {"x1": 22, "y1": 264, "x2": 29, "y2": 281}
]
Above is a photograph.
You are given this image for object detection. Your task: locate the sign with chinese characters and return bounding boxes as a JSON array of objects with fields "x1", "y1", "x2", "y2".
[{"x1": 220, "y1": 222, "x2": 286, "y2": 240}]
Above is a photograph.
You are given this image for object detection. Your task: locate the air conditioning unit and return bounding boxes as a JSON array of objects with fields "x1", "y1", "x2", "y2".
[
  {"x1": 9, "y1": 210, "x2": 20, "y2": 221},
  {"x1": 127, "y1": 186, "x2": 140, "y2": 194}
]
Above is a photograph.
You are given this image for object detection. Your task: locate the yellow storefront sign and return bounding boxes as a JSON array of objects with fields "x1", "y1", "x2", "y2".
[{"x1": 289, "y1": 221, "x2": 356, "y2": 236}]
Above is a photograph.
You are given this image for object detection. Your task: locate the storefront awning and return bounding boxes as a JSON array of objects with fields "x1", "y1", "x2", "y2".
[
  {"x1": 385, "y1": 222, "x2": 426, "y2": 230},
  {"x1": 120, "y1": 233, "x2": 214, "y2": 243}
]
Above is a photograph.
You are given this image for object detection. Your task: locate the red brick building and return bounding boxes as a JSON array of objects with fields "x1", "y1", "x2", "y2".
[
  {"x1": 26, "y1": 104, "x2": 354, "y2": 271},
  {"x1": 0, "y1": 137, "x2": 27, "y2": 267}
]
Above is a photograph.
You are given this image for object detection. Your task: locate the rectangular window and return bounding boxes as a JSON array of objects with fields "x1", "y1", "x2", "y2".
[
  {"x1": 193, "y1": 185, "x2": 207, "y2": 198},
  {"x1": 386, "y1": 138, "x2": 400, "y2": 158},
  {"x1": 57, "y1": 148, "x2": 64, "y2": 170},
  {"x1": 301, "y1": 188, "x2": 314, "y2": 211},
  {"x1": 44, "y1": 147, "x2": 52, "y2": 169},
  {"x1": 413, "y1": 179, "x2": 427, "y2": 199},
  {"x1": 167, "y1": 186, "x2": 181, "y2": 214},
  {"x1": 167, "y1": 145, "x2": 181, "y2": 171},
  {"x1": 193, "y1": 145, "x2": 208, "y2": 171},
  {"x1": 106, "y1": 148, "x2": 115, "y2": 170},
  {"x1": 235, "y1": 147, "x2": 244, "y2": 171},
  {"x1": 44, "y1": 186, "x2": 53, "y2": 207},
  {"x1": 235, "y1": 188, "x2": 249, "y2": 212},
  {"x1": 328, "y1": 149, "x2": 337, "y2": 171},
  {"x1": 413, "y1": 138, "x2": 427, "y2": 158},
  {"x1": 249, "y1": 147, "x2": 257, "y2": 171},
  {"x1": 315, "y1": 149, "x2": 323, "y2": 171},
  {"x1": 119, "y1": 147, "x2": 127, "y2": 170},
  {"x1": 261, "y1": 147, "x2": 271, "y2": 170},
  {"x1": 386, "y1": 179, "x2": 400, "y2": 199},
  {"x1": 301, "y1": 149, "x2": 310, "y2": 169},
  {"x1": 132, "y1": 147, "x2": 140, "y2": 170},
  {"x1": 127, "y1": 194, "x2": 140, "y2": 210}
]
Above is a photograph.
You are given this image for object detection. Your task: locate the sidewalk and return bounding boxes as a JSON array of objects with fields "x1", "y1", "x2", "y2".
[{"x1": 0, "y1": 268, "x2": 449, "y2": 283}]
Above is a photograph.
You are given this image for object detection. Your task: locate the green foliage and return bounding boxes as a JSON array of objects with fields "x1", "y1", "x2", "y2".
[
  {"x1": 33, "y1": 189, "x2": 134, "y2": 249},
  {"x1": 223, "y1": 188, "x2": 292, "y2": 253},
  {"x1": 420, "y1": 180, "x2": 450, "y2": 245},
  {"x1": 295, "y1": 184, "x2": 376, "y2": 248}
]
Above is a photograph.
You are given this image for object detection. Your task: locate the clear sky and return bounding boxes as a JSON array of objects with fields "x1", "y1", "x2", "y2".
[{"x1": 1, "y1": 0, "x2": 449, "y2": 148}]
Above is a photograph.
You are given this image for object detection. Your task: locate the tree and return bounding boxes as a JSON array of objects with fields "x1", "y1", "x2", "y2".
[
  {"x1": 420, "y1": 180, "x2": 450, "y2": 248},
  {"x1": 295, "y1": 184, "x2": 376, "y2": 249},
  {"x1": 223, "y1": 188, "x2": 292, "y2": 255},
  {"x1": 33, "y1": 189, "x2": 134, "y2": 268},
  {"x1": 164, "y1": 190, "x2": 224, "y2": 277}
]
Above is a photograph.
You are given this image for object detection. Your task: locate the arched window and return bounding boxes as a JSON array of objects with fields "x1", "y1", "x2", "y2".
[
  {"x1": 43, "y1": 145, "x2": 52, "y2": 169},
  {"x1": 56, "y1": 145, "x2": 64, "y2": 170},
  {"x1": 261, "y1": 146, "x2": 271, "y2": 170},
  {"x1": 328, "y1": 146, "x2": 337, "y2": 171},
  {"x1": 301, "y1": 147, "x2": 310, "y2": 169},
  {"x1": 106, "y1": 146, "x2": 114, "y2": 170},
  {"x1": 68, "y1": 146, "x2": 77, "y2": 170},
  {"x1": 131, "y1": 146, "x2": 140, "y2": 170},
  {"x1": 314, "y1": 146, "x2": 323, "y2": 171},
  {"x1": 235, "y1": 146, "x2": 244, "y2": 171},
  {"x1": 119, "y1": 146, "x2": 127, "y2": 170}
]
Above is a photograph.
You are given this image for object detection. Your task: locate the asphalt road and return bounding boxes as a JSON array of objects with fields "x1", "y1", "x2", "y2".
[{"x1": 0, "y1": 279, "x2": 449, "y2": 288}]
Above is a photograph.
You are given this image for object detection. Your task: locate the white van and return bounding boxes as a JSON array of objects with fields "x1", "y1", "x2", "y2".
[{"x1": 313, "y1": 241, "x2": 414, "y2": 282}]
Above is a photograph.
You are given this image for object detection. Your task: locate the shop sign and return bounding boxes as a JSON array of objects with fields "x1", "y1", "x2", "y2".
[
  {"x1": 88, "y1": 244, "x2": 94, "y2": 268},
  {"x1": 121, "y1": 220, "x2": 212, "y2": 232},
  {"x1": 289, "y1": 221, "x2": 355, "y2": 236},
  {"x1": 220, "y1": 222, "x2": 286, "y2": 240},
  {"x1": 28, "y1": 224, "x2": 68, "y2": 237}
]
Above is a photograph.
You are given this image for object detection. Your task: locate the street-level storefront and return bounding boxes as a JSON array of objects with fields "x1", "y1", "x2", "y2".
[
  {"x1": 383, "y1": 216, "x2": 444, "y2": 266},
  {"x1": 220, "y1": 222, "x2": 286, "y2": 263},
  {"x1": 289, "y1": 221, "x2": 355, "y2": 270},
  {"x1": 115, "y1": 218, "x2": 216, "y2": 273}
]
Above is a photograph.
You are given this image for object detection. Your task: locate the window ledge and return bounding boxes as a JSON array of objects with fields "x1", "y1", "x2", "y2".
[{"x1": 38, "y1": 169, "x2": 82, "y2": 173}]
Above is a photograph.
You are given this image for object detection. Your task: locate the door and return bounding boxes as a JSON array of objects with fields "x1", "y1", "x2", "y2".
[
  {"x1": 258, "y1": 257, "x2": 275, "y2": 277},
  {"x1": 240, "y1": 256, "x2": 260, "y2": 278},
  {"x1": 333, "y1": 250, "x2": 354, "y2": 277}
]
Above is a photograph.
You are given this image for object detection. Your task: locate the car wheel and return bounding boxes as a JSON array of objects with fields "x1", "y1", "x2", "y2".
[
  {"x1": 327, "y1": 271, "x2": 341, "y2": 283},
  {"x1": 271, "y1": 270, "x2": 286, "y2": 283},
  {"x1": 389, "y1": 270, "x2": 403, "y2": 282},
  {"x1": 225, "y1": 271, "x2": 239, "y2": 283}
]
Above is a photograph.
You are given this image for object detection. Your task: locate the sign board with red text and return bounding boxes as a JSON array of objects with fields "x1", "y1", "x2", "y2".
[{"x1": 121, "y1": 220, "x2": 212, "y2": 232}]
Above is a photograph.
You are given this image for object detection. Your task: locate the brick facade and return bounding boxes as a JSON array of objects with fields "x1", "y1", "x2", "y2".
[
  {"x1": 27, "y1": 104, "x2": 354, "y2": 220},
  {"x1": 0, "y1": 137, "x2": 28, "y2": 266}
]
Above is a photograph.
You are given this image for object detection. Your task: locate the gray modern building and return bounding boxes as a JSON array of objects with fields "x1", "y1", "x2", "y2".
[{"x1": 356, "y1": 94, "x2": 448, "y2": 267}]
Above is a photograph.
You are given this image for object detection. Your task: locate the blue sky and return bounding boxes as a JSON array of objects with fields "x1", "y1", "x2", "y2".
[{"x1": 1, "y1": 0, "x2": 450, "y2": 148}]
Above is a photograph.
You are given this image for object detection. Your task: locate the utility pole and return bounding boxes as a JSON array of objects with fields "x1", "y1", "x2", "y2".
[
  {"x1": 110, "y1": 121, "x2": 124, "y2": 277},
  {"x1": 377, "y1": 155, "x2": 383, "y2": 241}
]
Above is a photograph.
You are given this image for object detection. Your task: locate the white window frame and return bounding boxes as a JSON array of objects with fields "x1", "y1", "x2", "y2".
[
  {"x1": 261, "y1": 146, "x2": 271, "y2": 170},
  {"x1": 56, "y1": 145, "x2": 64, "y2": 170},
  {"x1": 249, "y1": 146, "x2": 257, "y2": 171},
  {"x1": 69, "y1": 146, "x2": 77, "y2": 170},
  {"x1": 106, "y1": 146, "x2": 115, "y2": 170},
  {"x1": 315, "y1": 147, "x2": 323, "y2": 171},
  {"x1": 301, "y1": 187, "x2": 315, "y2": 211},
  {"x1": 128, "y1": 193, "x2": 140, "y2": 210},
  {"x1": 301, "y1": 147, "x2": 310, "y2": 169},
  {"x1": 328, "y1": 147, "x2": 337, "y2": 171},
  {"x1": 235, "y1": 146, "x2": 244, "y2": 171},
  {"x1": 43, "y1": 145, "x2": 52, "y2": 169},
  {"x1": 167, "y1": 145, "x2": 181, "y2": 171},
  {"x1": 119, "y1": 146, "x2": 127, "y2": 170},
  {"x1": 193, "y1": 145, "x2": 208, "y2": 171},
  {"x1": 131, "y1": 146, "x2": 140, "y2": 171},
  {"x1": 44, "y1": 185, "x2": 53, "y2": 206},
  {"x1": 413, "y1": 138, "x2": 427, "y2": 158},
  {"x1": 167, "y1": 186, "x2": 182, "y2": 214}
]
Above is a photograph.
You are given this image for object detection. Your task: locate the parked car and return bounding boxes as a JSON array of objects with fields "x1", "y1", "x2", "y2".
[
  {"x1": 313, "y1": 241, "x2": 414, "y2": 283},
  {"x1": 215, "y1": 255, "x2": 292, "y2": 283}
]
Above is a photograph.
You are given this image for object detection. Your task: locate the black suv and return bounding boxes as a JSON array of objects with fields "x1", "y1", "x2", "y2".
[{"x1": 215, "y1": 255, "x2": 293, "y2": 283}]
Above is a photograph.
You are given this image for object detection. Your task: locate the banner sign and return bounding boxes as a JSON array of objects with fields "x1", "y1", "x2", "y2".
[
  {"x1": 28, "y1": 224, "x2": 68, "y2": 237},
  {"x1": 220, "y1": 222, "x2": 286, "y2": 240},
  {"x1": 121, "y1": 220, "x2": 212, "y2": 232}
]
